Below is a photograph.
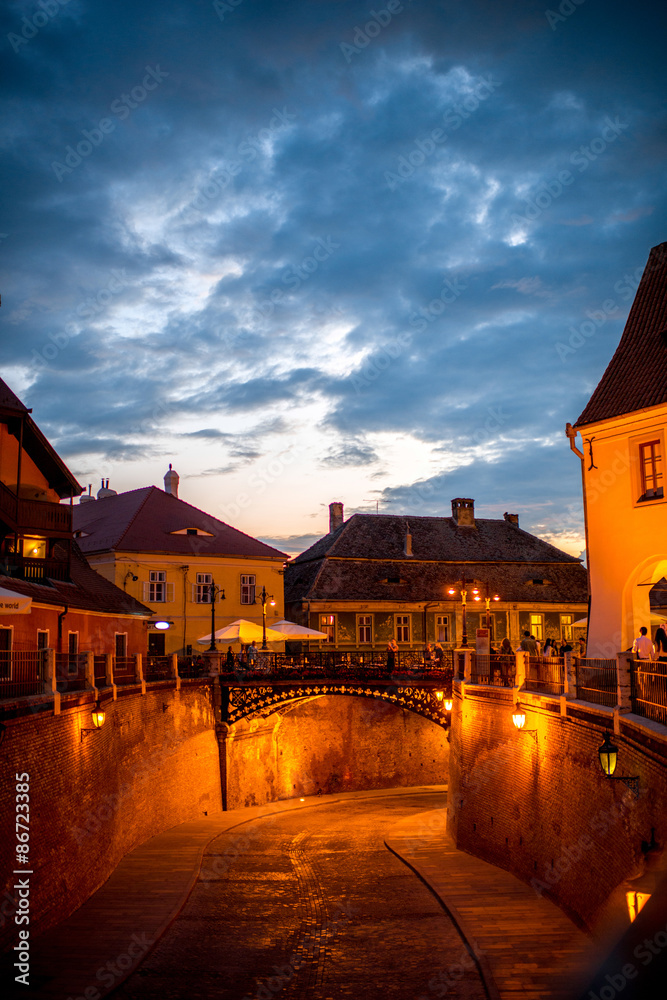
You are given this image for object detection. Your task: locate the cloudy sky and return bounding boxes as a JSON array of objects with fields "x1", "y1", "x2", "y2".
[{"x1": 1, "y1": 0, "x2": 665, "y2": 556}]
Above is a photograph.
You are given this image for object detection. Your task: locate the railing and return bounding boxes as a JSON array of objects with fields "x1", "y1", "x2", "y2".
[
  {"x1": 0, "y1": 650, "x2": 46, "y2": 699},
  {"x1": 524, "y1": 655, "x2": 565, "y2": 695},
  {"x1": 197, "y1": 648, "x2": 455, "y2": 682},
  {"x1": 631, "y1": 659, "x2": 667, "y2": 727},
  {"x1": 576, "y1": 658, "x2": 617, "y2": 707},
  {"x1": 471, "y1": 654, "x2": 515, "y2": 687},
  {"x1": 0, "y1": 479, "x2": 72, "y2": 533},
  {"x1": 145, "y1": 655, "x2": 172, "y2": 682},
  {"x1": 1, "y1": 555, "x2": 71, "y2": 582},
  {"x1": 112, "y1": 655, "x2": 138, "y2": 686},
  {"x1": 93, "y1": 655, "x2": 107, "y2": 683},
  {"x1": 55, "y1": 652, "x2": 87, "y2": 692}
]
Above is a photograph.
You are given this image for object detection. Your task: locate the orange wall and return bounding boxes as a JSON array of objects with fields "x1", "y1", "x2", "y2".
[{"x1": 1, "y1": 606, "x2": 147, "y2": 654}]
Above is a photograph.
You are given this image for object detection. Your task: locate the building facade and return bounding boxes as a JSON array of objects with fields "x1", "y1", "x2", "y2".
[
  {"x1": 73, "y1": 469, "x2": 288, "y2": 656},
  {"x1": 0, "y1": 379, "x2": 151, "y2": 655},
  {"x1": 285, "y1": 499, "x2": 588, "y2": 650},
  {"x1": 567, "y1": 240, "x2": 667, "y2": 656}
]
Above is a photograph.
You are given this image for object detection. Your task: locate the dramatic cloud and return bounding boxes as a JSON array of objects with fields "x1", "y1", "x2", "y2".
[{"x1": 1, "y1": 0, "x2": 665, "y2": 552}]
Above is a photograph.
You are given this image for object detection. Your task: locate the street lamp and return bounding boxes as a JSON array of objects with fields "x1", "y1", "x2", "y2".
[
  {"x1": 473, "y1": 582, "x2": 500, "y2": 630},
  {"x1": 597, "y1": 732, "x2": 639, "y2": 797},
  {"x1": 256, "y1": 585, "x2": 276, "y2": 650},
  {"x1": 448, "y1": 576, "x2": 478, "y2": 647},
  {"x1": 207, "y1": 581, "x2": 226, "y2": 652}
]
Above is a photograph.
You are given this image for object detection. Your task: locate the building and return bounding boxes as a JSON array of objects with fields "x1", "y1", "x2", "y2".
[
  {"x1": 567, "y1": 240, "x2": 667, "y2": 656},
  {"x1": 73, "y1": 470, "x2": 288, "y2": 656},
  {"x1": 0, "y1": 378, "x2": 151, "y2": 655},
  {"x1": 285, "y1": 499, "x2": 588, "y2": 650}
]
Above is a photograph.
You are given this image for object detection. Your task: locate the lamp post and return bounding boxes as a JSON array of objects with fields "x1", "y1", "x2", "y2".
[
  {"x1": 448, "y1": 576, "x2": 478, "y2": 647},
  {"x1": 207, "y1": 581, "x2": 226, "y2": 652},
  {"x1": 474, "y1": 583, "x2": 500, "y2": 631},
  {"x1": 257, "y1": 585, "x2": 276, "y2": 650}
]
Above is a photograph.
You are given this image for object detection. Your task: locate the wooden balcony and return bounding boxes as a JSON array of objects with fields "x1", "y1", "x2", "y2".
[
  {"x1": 2, "y1": 555, "x2": 71, "y2": 583},
  {"x1": 0, "y1": 479, "x2": 72, "y2": 535}
]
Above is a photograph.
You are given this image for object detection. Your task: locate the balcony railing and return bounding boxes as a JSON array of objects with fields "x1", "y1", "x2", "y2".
[
  {"x1": 631, "y1": 659, "x2": 667, "y2": 727},
  {"x1": 2, "y1": 555, "x2": 71, "y2": 582},
  {"x1": 0, "y1": 650, "x2": 46, "y2": 699},
  {"x1": 0, "y1": 479, "x2": 72, "y2": 534},
  {"x1": 55, "y1": 652, "x2": 87, "y2": 692},
  {"x1": 145, "y1": 655, "x2": 172, "y2": 681},
  {"x1": 576, "y1": 658, "x2": 617, "y2": 707},
  {"x1": 113, "y1": 655, "x2": 139, "y2": 686},
  {"x1": 471, "y1": 653, "x2": 516, "y2": 687},
  {"x1": 524, "y1": 655, "x2": 565, "y2": 696}
]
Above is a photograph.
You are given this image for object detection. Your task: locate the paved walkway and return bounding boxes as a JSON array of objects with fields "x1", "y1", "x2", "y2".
[{"x1": 17, "y1": 787, "x2": 593, "y2": 1000}]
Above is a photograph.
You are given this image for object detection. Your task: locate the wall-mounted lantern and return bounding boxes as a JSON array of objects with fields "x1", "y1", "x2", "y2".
[
  {"x1": 444, "y1": 698, "x2": 453, "y2": 712},
  {"x1": 597, "y1": 732, "x2": 639, "y2": 797},
  {"x1": 434, "y1": 689, "x2": 444, "y2": 702},
  {"x1": 81, "y1": 702, "x2": 106, "y2": 741},
  {"x1": 512, "y1": 703, "x2": 537, "y2": 741}
]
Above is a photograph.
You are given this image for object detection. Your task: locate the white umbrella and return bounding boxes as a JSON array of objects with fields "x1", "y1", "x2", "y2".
[
  {"x1": 197, "y1": 619, "x2": 286, "y2": 645},
  {"x1": 0, "y1": 586, "x2": 32, "y2": 614},
  {"x1": 268, "y1": 619, "x2": 328, "y2": 639}
]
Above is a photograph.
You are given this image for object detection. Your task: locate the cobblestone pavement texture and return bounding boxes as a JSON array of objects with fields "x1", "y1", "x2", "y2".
[{"x1": 111, "y1": 792, "x2": 487, "y2": 1000}]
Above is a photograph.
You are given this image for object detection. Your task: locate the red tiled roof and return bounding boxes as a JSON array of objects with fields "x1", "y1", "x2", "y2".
[
  {"x1": 0, "y1": 544, "x2": 151, "y2": 616},
  {"x1": 576, "y1": 242, "x2": 667, "y2": 427},
  {"x1": 73, "y1": 486, "x2": 288, "y2": 560}
]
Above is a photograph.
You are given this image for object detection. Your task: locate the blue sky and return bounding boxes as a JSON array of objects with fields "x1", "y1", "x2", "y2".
[{"x1": 1, "y1": 0, "x2": 665, "y2": 555}]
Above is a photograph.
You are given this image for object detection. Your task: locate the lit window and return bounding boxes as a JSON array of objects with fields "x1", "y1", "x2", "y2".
[
  {"x1": 436, "y1": 615, "x2": 449, "y2": 642},
  {"x1": 357, "y1": 615, "x2": 372, "y2": 644},
  {"x1": 319, "y1": 614, "x2": 335, "y2": 644},
  {"x1": 240, "y1": 575, "x2": 256, "y2": 605},
  {"x1": 529, "y1": 614, "x2": 543, "y2": 641},
  {"x1": 561, "y1": 615, "x2": 573, "y2": 641},
  {"x1": 396, "y1": 615, "x2": 410, "y2": 643},
  {"x1": 149, "y1": 571, "x2": 166, "y2": 602},
  {"x1": 195, "y1": 573, "x2": 213, "y2": 603},
  {"x1": 639, "y1": 440, "x2": 663, "y2": 500},
  {"x1": 22, "y1": 537, "x2": 46, "y2": 559}
]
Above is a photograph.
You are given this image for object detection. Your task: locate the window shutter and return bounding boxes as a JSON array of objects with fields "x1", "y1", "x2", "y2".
[
  {"x1": 142, "y1": 582, "x2": 150, "y2": 601},
  {"x1": 166, "y1": 583, "x2": 175, "y2": 603}
]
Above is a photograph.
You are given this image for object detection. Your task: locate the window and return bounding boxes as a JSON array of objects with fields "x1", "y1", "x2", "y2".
[
  {"x1": 319, "y1": 614, "x2": 335, "y2": 644},
  {"x1": 37, "y1": 630, "x2": 49, "y2": 650},
  {"x1": 68, "y1": 632, "x2": 79, "y2": 674},
  {"x1": 115, "y1": 633, "x2": 127, "y2": 658},
  {"x1": 639, "y1": 440, "x2": 663, "y2": 500},
  {"x1": 240, "y1": 575, "x2": 256, "y2": 605},
  {"x1": 357, "y1": 615, "x2": 372, "y2": 644},
  {"x1": 195, "y1": 573, "x2": 213, "y2": 603},
  {"x1": 436, "y1": 615, "x2": 449, "y2": 642},
  {"x1": 22, "y1": 537, "x2": 46, "y2": 559},
  {"x1": 560, "y1": 615, "x2": 573, "y2": 641},
  {"x1": 149, "y1": 571, "x2": 166, "y2": 602},
  {"x1": 529, "y1": 614, "x2": 543, "y2": 641},
  {"x1": 0, "y1": 628, "x2": 11, "y2": 679},
  {"x1": 396, "y1": 615, "x2": 410, "y2": 643}
]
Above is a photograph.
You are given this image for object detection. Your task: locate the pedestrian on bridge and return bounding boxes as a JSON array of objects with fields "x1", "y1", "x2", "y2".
[{"x1": 387, "y1": 638, "x2": 398, "y2": 671}]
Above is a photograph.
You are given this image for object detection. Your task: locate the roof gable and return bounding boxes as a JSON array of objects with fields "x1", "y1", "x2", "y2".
[{"x1": 576, "y1": 241, "x2": 667, "y2": 427}]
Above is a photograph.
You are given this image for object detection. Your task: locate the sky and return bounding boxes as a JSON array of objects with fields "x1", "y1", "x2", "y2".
[{"x1": 1, "y1": 0, "x2": 665, "y2": 558}]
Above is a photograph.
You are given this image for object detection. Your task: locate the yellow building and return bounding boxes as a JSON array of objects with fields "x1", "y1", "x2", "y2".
[
  {"x1": 72, "y1": 468, "x2": 287, "y2": 656},
  {"x1": 567, "y1": 240, "x2": 667, "y2": 656}
]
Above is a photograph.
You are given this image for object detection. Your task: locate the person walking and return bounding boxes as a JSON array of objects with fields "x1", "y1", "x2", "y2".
[{"x1": 632, "y1": 627, "x2": 655, "y2": 660}]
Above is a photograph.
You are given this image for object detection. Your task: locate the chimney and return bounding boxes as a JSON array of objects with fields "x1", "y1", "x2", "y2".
[
  {"x1": 164, "y1": 463, "x2": 179, "y2": 498},
  {"x1": 329, "y1": 501, "x2": 344, "y2": 533},
  {"x1": 504, "y1": 512, "x2": 519, "y2": 526},
  {"x1": 97, "y1": 478, "x2": 118, "y2": 499},
  {"x1": 404, "y1": 523, "x2": 413, "y2": 557},
  {"x1": 451, "y1": 497, "x2": 475, "y2": 527},
  {"x1": 79, "y1": 484, "x2": 96, "y2": 504}
]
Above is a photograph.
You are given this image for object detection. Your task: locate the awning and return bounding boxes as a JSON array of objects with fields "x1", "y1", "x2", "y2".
[{"x1": 0, "y1": 586, "x2": 32, "y2": 614}]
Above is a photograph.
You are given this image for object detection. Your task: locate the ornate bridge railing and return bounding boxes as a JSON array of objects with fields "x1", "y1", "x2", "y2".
[{"x1": 213, "y1": 648, "x2": 454, "y2": 680}]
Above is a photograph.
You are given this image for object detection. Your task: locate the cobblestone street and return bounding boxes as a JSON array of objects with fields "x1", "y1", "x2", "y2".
[{"x1": 112, "y1": 792, "x2": 486, "y2": 1000}]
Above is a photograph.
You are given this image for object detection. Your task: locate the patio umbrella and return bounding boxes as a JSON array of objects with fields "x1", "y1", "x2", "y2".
[
  {"x1": 0, "y1": 585, "x2": 32, "y2": 614},
  {"x1": 267, "y1": 619, "x2": 328, "y2": 639},
  {"x1": 196, "y1": 619, "x2": 286, "y2": 644}
]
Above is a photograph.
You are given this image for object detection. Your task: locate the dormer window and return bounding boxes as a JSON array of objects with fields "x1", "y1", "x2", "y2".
[
  {"x1": 638, "y1": 440, "x2": 663, "y2": 502},
  {"x1": 169, "y1": 527, "x2": 215, "y2": 536}
]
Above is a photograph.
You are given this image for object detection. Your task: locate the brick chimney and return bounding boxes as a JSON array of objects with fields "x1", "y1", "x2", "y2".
[
  {"x1": 404, "y1": 522, "x2": 413, "y2": 557},
  {"x1": 164, "y1": 463, "x2": 179, "y2": 498},
  {"x1": 504, "y1": 512, "x2": 519, "y2": 526},
  {"x1": 329, "y1": 501, "x2": 344, "y2": 533},
  {"x1": 451, "y1": 498, "x2": 475, "y2": 526}
]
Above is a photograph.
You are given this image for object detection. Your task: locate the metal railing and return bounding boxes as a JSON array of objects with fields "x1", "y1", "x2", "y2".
[
  {"x1": 93, "y1": 655, "x2": 107, "y2": 682},
  {"x1": 471, "y1": 654, "x2": 515, "y2": 687},
  {"x1": 112, "y1": 655, "x2": 138, "y2": 686},
  {"x1": 576, "y1": 658, "x2": 617, "y2": 707},
  {"x1": 145, "y1": 655, "x2": 172, "y2": 681},
  {"x1": 524, "y1": 655, "x2": 565, "y2": 695},
  {"x1": 631, "y1": 659, "x2": 667, "y2": 727},
  {"x1": 55, "y1": 652, "x2": 87, "y2": 691},
  {"x1": 187, "y1": 648, "x2": 455, "y2": 682},
  {"x1": 0, "y1": 650, "x2": 46, "y2": 699}
]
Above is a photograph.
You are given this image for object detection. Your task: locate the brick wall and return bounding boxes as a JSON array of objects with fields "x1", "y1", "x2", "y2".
[
  {"x1": 0, "y1": 682, "x2": 221, "y2": 948},
  {"x1": 222, "y1": 695, "x2": 449, "y2": 809},
  {"x1": 447, "y1": 684, "x2": 667, "y2": 932}
]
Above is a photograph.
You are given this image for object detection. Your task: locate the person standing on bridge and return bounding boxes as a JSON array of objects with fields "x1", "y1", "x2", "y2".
[
  {"x1": 655, "y1": 626, "x2": 667, "y2": 663},
  {"x1": 632, "y1": 627, "x2": 655, "y2": 660},
  {"x1": 387, "y1": 638, "x2": 398, "y2": 671}
]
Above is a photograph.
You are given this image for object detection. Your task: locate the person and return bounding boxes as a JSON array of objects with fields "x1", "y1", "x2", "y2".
[
  {"x1": 499, "y1": 637, "x2": 512, "y2": 655},
  {"x1": 225, "y1": 646, "x2": 234, "y2": 670},
  {"x1": 387, "y1": 638, "x2": 398, "y2": 671},
  {"x1": 542, "y1": 638, "x2": 555, "y2": 657},
  {"x1": 433, "y1": 642, "x2": 445, "y2": 668},
  {"x1": 519, "y1": 631, "x2": 538, "y2": 655},
  {"x1": 577, "y1": 637, "x2": 586, "y2": 657},
  {"x1": 655, "y1": 626, "x2": 667, "y2": 662},
  {"x1": 424, "y1": 642, "x2": 433, "y2": 666},
  {"x1": 632, "y1": 627, "x2": 655, "y2": 660},
  {"x1": 248, "y1": 640, "x2": 257, "y2": 667}
]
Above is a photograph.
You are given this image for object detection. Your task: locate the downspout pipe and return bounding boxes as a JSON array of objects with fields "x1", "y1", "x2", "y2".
[
  {"x1": 57, "y1": 605, "x2": 69, "y2": 654},
  {"x1": 565, "y1": 422, "x2": 591, "y2": 617}
]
